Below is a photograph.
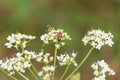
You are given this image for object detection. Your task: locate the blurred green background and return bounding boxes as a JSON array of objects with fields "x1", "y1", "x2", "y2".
[{"x1": 0, "y1": 0, "x2": 120, "y2": 80}]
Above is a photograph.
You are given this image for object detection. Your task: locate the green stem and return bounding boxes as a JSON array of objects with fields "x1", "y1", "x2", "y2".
[
  {"x1": 52, "y1": 47, "x2": 58, "y2": 80},
  {"x1": 60, "y1": 64, "x2": 70, "y2": 80},
  {"x1": 53, "y1": 47, "x2": 58, "y2": 67},
  {"x1": 17, "y1": 72, "x2": 29, "y2": 80},
  {"x1": 1, "y1": 69, "x2": 18, "y2": 80},
  {"x1": 30, "y1": 61, "x2": 42, "y2": 80},
  {"x1": 65, "y1": 47, "x2": 94, "y2": 80},
  {"x1": 28, "y1": 68, "x2": 40, "y2": 80}
]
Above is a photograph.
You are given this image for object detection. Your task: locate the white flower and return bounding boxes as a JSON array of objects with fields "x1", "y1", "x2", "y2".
[
  {"x1": 23, "y1": 61, "x2": 31, "y2": 68},
  {"x1": 57, "y1": 51, "x2": 77, "y2": 66},
  {"x1": 41, "y1": 34, "x2": 49, "y2": 44},
  {"x1": 23, "y1": 50, "x2": 37, "y2": 60},
  {"x1": 82, "y1": 29, "x2": 114, "y2": 49},
  {"x1": 4, "y1": 42, "x2": 13, "y2": 48},
  {"x1": 42, "y1": 65, "x2": 55, "y2": 72},
  {"x1": 91, "y1": 60, "x2": 115, "y2": 80},
  {"x1": 5, "y1": 33, "x2": 36, "y2": 49},
  {"x1": 38, "y1": 65, "x2": 55, "y2": 80},
  {"x1": 40, "y1": 27, "x2": 71, "y2": 49},
  {"x1": 0, "y1": 50, "x2": 37, "y2": 75},
  {"x1": 35, "y1": 51, "x2": 53, "y2": 64}
]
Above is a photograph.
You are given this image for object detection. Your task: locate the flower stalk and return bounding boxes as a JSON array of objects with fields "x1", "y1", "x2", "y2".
[
  {"x1": 52, "y1": 47, "x2": 58, "y2": 80},
  {"x1": 1, "y1": 69, "x2": 18, "y2": 80},
  {"x1": 65, "y1": 47, "x2": 94, "y2": 80},
  {"x1": 60, "y1": 64, "x2": 70, "y2": 80},
  {"x1": 28, "y1": 68, "x2": 40, "y2": 80},
  {"x1": 17, "y1": 72, "x2": 29, "y2": 80},
  {"x1": 30, "y1": 61, "x2": 42, "y2": 80}
]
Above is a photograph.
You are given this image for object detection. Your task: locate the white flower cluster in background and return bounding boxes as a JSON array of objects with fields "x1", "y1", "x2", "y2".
[
  {"x1": 35, "y1": 51, "x2": 53, "y2": 64},
  {"x1": 0, "y1": 51, "x2": 33, "y2": 75},
  {"x1": 82, "y1": 29, "x2": 114, "y2": 49},
  {"x1": 38, "y1": 65, "x2": 55, "y2": 80},
  {"x1": 0, "y1": 48, "x2": 54, "y2": 76},
  {"x1": 57, "y1": 51, "x2": 78, "y2": 66},
  {"x1": 91, "y1": 60, "x2": 115, "y2": 80},
  {"x1": 40, "y1": 28, "x2": 71, "y2": 49},
  {"x1": 5, "y1": 33, "x2": 36, "y2": 49}
]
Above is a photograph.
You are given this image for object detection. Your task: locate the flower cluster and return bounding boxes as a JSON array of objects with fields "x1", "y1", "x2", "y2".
[
  {"x1": 0, "y1": 27, "x2": 115, "y2": 80},
  {"x1": 91, "y1": 60, "x2": 115, "y2": 80},
  {"x1": 0, "y1": 49, "x2": 53, "y2": 76},
  {"x1": 82, "y1": 29, "x2": 114, "y2": 49},
  {"x1": 0, "y1": 51, "x2": 33, "y2": 75},
  {"x1": 57, "y1": 51, "x2": 78, "y2": 66},
  {"x1": 23, "y1": 50, "x2": 37, "y2": 60},
  {"x1": 2, "y1": 32, "x2": 37, "y2": 75},
  {"x1": 35, "y1": 51, "x2": 53, "y2": 64},
  {"x1": 38, "y1": 65, "x2": 55, "y2": 80},
  {"x1": 5, "y1": 33, "x2": 36, "y2": 49},
  {"x1": 40, "y1": 27, "x2": 71, "y2": 49}
]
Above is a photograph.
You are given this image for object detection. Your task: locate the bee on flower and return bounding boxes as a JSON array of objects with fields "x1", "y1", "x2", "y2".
[
  {"x1": 40, "y1": 26, "x2": 71, "y2": 49},
  {"x1": 1, "y1": 27, "x2": 116, "y2": 80}
]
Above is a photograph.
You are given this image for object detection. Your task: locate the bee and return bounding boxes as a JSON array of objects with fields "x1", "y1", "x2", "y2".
[
  {"x1": 57, "y1": 31, "x2": 62, "y2": 41},
  {"x1": 46, "y1": 25, "x2": 54, "y2": 32}
]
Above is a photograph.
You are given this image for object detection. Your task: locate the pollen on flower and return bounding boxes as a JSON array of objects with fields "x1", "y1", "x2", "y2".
[{"x1": 82, "y1": 29, "x2": 114, "y2": 50}]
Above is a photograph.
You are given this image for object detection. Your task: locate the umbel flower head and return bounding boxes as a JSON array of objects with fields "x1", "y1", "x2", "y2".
[
  {"x1": 5, "y1": 32, "x2": 36, "y2": 49},
  {"x1": 0, "y1": 49, "x2": 54, "y2": 75},
  {"x1": 57, "y1": 51, "x2": 78, "y2": 66},
  {"x1": 91, "y1": 60, "x2": 115, "y2": 80},
  {"x1": 0, "y1": 51, "x2": 35, "y2": 75},
  {"x1": 82, "y1": 29, "x2": 114, "y2": 49},
  {"x1": 38, "y1": 65, "x2": 55, "y2": 80},
  {"x1": 35, "y1": 51, "x2": 53, "y2": 64},
  {"x1": 40, "y1": 26, "x2": 71, "y2": 49}
]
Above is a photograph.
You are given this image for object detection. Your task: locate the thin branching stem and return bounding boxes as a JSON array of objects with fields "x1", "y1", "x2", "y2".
[
  {"x1": 60, "y1": 64, "x2": 70, "y2": 80},
  {"x1": 30, "y1": 61, "x2": 42, "y2": 80},
  {"x1": 1, "y1": 69, "x2": 18, "y2": 80},
  {"x1": 28, "y1": 68, "x2": 40, "y2": 80},
  {"x1": 17, "y1": 72, "x2": 29, "y2": 80},
  {"x1": 52, "y1": 47, "x2": 58, "y2": 80},
  {"x1": 65, "y1": 47, "x2": 94, "y2": 80}
]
